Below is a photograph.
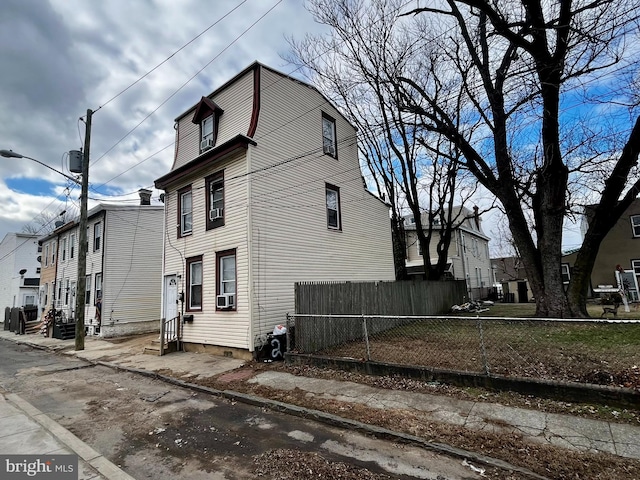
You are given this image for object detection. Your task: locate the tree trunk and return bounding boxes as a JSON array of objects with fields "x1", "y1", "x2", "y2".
[{"x1": 391, "y1": 215, "x2": 409, "y2": 280}]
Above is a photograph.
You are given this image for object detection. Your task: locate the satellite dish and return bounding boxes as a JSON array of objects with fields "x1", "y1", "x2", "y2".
[{"x1": 19, "y1": 269, "x2": 27, "y2": 275}]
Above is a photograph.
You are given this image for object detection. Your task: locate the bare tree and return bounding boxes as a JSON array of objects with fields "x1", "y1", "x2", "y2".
[
  {"x1": 299, "y1": 0, "x2": 639, "y2": 316},
  {"x1": 395, "y1": 0, "x2": 640, "y2": 317},
  {"x1": 21, "y1": 209, "x2": 72, "y2": 236},
  {"x1": 288, "y1": 0, "x2": 479, "y2": 280}
]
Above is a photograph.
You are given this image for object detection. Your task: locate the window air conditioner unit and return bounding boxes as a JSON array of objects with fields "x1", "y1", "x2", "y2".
[
  {"x1": 216, "y1": 294, "x2": 235, "y2": 309},
  {"x1": 209, "y1": 208, "x2": 224, "y2": 221},
  {"x1": 201, "y1": 138, "x2": 214, "y2": 151}
]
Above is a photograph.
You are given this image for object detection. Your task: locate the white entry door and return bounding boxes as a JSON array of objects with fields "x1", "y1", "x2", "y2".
[{"x1": 164, "y1": 275, "x2": 178, "y2": 320}]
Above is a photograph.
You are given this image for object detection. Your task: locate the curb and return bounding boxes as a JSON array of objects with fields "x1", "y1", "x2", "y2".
[
  {"x1": 2, "y1": 334, "x2": 550, "y2": 479},
  {"x1": 5, "y1": 393, "x2": 136, "y2": 480},
  {"x1": 96, "y1": 361, "x2": 550, "y2": 480}
]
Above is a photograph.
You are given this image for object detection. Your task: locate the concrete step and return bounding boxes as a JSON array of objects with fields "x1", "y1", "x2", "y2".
[
  {"x1": 143, "y1": 339, "x2": 179, "y2": 356},
  {"x1": 143, "y1": 340, "x2": 161, "y2": 356}
]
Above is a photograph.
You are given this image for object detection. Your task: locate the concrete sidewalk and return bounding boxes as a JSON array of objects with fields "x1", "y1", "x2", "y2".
[
  {"x1": 0, "y1": 390, "x2": 135, "y2": 480},
  {"x1": 1, "y1": 327, "x2": 639, "y2": 467}
]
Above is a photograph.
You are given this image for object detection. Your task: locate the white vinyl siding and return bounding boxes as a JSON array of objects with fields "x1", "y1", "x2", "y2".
[
  {"x1": 163, "y1": 151, "x2": 250, "y2": 349},
  {"x1": 100, "y1": 207, "x2": 164, "y2": 329},
  {"x1": 246, "y1": 66, "x2": 395, "y2": 344},
  {"x1": 173, "y1": 69, "x2": 254, "y2": 170}
]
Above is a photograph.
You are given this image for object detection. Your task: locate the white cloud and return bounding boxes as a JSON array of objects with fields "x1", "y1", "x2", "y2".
[{"x1": 0, "y1": 0, "x2": 325, "y2": 240}]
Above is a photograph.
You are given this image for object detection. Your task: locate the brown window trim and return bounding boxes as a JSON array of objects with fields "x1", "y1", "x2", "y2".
[
  {"x1": 186, "y1": 255, "x2": 203, "y2": 312},
  {"x1": 216, "y1": 248, "x2": 237, "y2": 311},
  {"x1": 177, "y1": 185, "x2": 192, "y2": 238},
  {"x1": 205, "y1": 171, "x2": 225, "y2": 231}
]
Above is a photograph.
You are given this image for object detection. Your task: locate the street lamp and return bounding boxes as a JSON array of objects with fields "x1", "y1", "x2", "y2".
[
  {"x1": 1, "y1": 141, "x2": 90, "y2": 351},
  {"x1": 0, "y1": 150, "x2": 80, "y2": 184}
]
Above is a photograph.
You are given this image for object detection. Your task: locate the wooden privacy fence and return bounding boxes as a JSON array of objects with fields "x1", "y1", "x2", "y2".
[
  {"x1": 295, "y1": 280, "x2": 466, "y2": 316},
  {"x1": 292, "y1": 280, "x2": 466, "y2": 352}
]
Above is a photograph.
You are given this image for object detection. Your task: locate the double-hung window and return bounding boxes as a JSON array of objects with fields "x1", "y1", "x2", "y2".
[
  {"x1": 85, "y1": 275, "x2": 91, "y2": 305},
  {"x1": 201, "y1": 116, "x2": 214, "y2": 151},
  {"x1": 194, "y1": 98, "x2": 223, "y2": 152},
  {"x1": 94, "y1": 273, "x2": 102, "y2": 301},
  {"x1": 631, "y1": 215, "x2": 640, "y2": 238},
  {"x1": 51, "y1": 242, "x2": 56, "y2": 264},
  {"x1": 70, "y1": 233, "x2": 76, "y2": 259},
  {"x1": 326, "y1": 184, "x2": 341, "y2": 230},
  {"x1": 178, "y1": 187, "x2": 193, "y2": 237},
  {"x1": 186, "y1": 256, "x2": 203, "y2": 311},
  {"x1": 61, "y1": 237, "x2": 67, "y2": 262},
  {"x1": 45, "y1": 244, "x2": 50, "y2": 267},
  {"x1": 93, "y1": 222, "x2": 102, "y2": 251},
  {"x1": 206, "y1": 172, "x2": 224, "y2": 230},
  {"x1": 322, "y1": 112, "x2": 337, "y2": 158},
  {"x1": 216, "y1": 249, "x2": 236, "y2": 310}
]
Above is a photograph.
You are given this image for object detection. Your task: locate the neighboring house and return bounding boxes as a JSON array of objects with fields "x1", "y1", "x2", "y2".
[
  {"x1": 491, "y1": 256, "x2": 533, "y2": 303},
  {"x1": 0, "y1": 233, "x2": 40, "y2": 314},
  {"x1": 403, "y1": 206, "x2": 492, "y2": 300},
  {"x1": 154, "y1": 62, "x2": 395, "y2": 359},
  {"x1": 39, "y1": 189, "x2": 164, "y2": 337},
  {"x1": 563, "y1": 198, "x2": 640, "y2": 301}
]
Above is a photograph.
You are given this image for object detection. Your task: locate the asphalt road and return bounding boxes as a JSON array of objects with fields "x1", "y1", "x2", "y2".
[{"x1": 0, "y1": 340, "x2": 482, "y2": 479}]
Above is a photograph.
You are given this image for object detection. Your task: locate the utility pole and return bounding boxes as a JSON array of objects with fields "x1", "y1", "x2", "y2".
[{"x1": 75, "y1": 108, "x2": 92, "y2": 350}]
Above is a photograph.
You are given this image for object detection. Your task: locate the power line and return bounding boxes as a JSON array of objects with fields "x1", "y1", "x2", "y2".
[{"x1": 90, "y1": 0, "x2": 284, "y2": 167}]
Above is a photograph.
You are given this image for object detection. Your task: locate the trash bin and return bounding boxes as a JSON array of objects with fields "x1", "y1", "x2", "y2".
[{"x1": 257, "y1": 325, "x2": 288, "y2": 361}]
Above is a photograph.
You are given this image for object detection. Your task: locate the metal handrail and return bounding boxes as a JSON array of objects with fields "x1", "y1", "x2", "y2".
[{"x1": 159, "y1": 314, "x2": 181, "y2": 355}]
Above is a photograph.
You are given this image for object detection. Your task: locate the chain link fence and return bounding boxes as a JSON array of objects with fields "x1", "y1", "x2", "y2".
[{"x1": 286, "y1": 314, "x2": 640, "y2": 387}]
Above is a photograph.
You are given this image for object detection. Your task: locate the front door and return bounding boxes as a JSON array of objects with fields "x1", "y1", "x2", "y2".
[
  {"x1": 164, "y1": 275, "x2": 178, "y2": 320},
  {"x1": 163, "y1": 275, "x2": 179, "y2": 341}
]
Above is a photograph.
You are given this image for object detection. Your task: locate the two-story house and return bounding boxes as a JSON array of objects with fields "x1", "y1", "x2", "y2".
[
  {"x1": 154, "y1": 62, "x2": 395, "y2": 359},
  {"x1": 39, "y1": 189, "x2": 164, "y2": 337},
  {"x1": 404, "y1": 206, "x2": 493, "y2": 300},
  {"x1": 0, "y1": 233, "x2": 41, "y2": 316},
  {"x1": 562, "y1": 198, "x2": 640, "y2": 302}
]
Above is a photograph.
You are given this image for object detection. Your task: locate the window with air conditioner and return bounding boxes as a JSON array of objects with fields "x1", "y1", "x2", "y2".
[
  {"x1": 206, "y1": 171, "x2": 224, "y2": 230},
  {"x1": 216, "y1": 249, "x2": 236, "y2": 310},
  {"x1": 322, "y1": 112, "x2": 337, "y2": 158},
  {"x1": 201, "y1": 116, "x2": 214, "y2": 151}
]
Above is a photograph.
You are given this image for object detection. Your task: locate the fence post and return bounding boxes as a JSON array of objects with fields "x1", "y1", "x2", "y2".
[
  {"x1": 160, "y1": 317, "x2": 165, "y2": 356},
  {"x1": 362, "y1": 315, "x2": 371, "y2": 361},
  {"x1": 286, "y1": 313, "x2": 291, "y2": 356},
  {"x1": 476, "y1": 316, "x2": 490, "y2": 375}
]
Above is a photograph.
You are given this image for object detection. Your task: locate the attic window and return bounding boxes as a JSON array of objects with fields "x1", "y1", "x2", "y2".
[
  {"x1": 201, "y1": 116, "x2": 214, "y2": 150},
  {"x1": 322, "y1": 112, "x2": 337, "y2": 158},
  {"x1": 192, "y1": 97, "x2": 224, "y2": 153}
]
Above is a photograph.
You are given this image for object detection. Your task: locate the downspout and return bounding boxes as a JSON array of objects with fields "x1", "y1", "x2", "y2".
[
  {"x1": 246, "y1": 144, "x2": 255, "y2": 354},
  {"x1": 160, "y1": 191, "x2": 167, "y2": 322},
  {"x1": 99, "y1": 211, "x2": 108, "y2": 328}
]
